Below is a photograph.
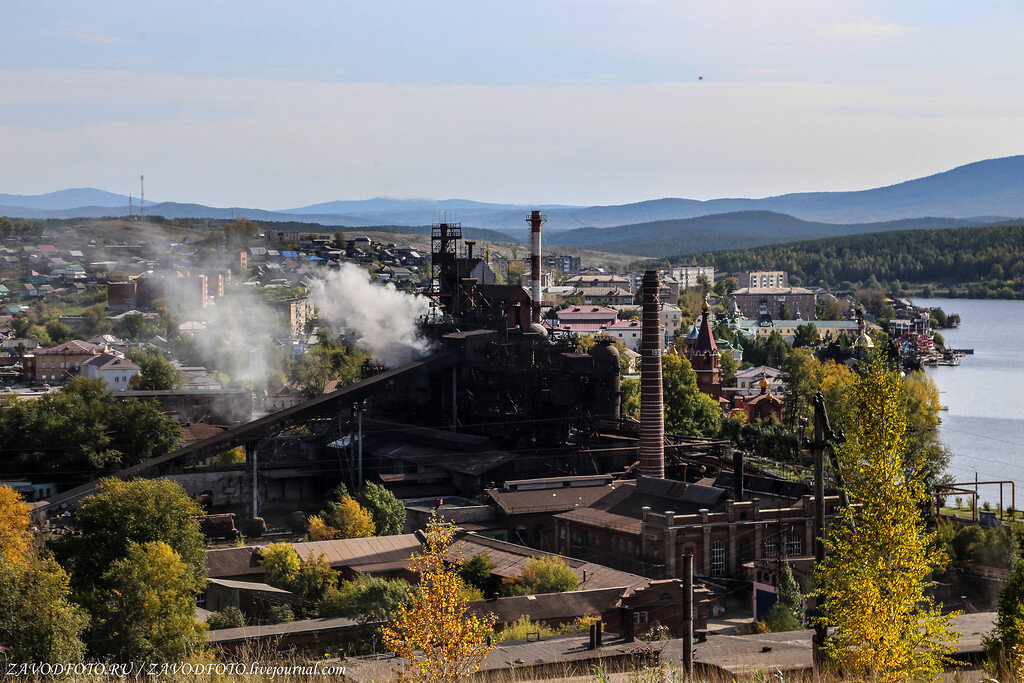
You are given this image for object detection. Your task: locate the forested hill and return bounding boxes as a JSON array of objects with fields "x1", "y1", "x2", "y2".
[
  {"x1": 544, "y1": 211, "x2": 992, "y2": 256},
  {"x1": 665, "y1": 222, "x2": 1024, "y2": 298}
]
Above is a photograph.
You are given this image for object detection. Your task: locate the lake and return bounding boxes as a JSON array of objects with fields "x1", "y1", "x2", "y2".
[{"x1": 912, "y1": 298, "x2": 1024, "y2": 511}]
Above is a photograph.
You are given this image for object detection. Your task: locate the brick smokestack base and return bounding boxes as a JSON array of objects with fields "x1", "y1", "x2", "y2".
[
  {"x1": 639, "y1": 269, "x2": 664, "y2": 479},
  {"x1": 529, "y1": 210, "x2": 544, "y2": 323}
]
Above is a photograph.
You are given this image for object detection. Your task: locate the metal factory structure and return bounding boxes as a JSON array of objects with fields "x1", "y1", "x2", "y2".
[{"x1": 38, "y1": 212, "x2": 728, "y2": 522}]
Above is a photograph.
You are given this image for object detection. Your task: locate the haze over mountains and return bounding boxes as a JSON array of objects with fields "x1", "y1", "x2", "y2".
[{"x1": 3, "y1": 156, "x2": 1023, "y2": 257}]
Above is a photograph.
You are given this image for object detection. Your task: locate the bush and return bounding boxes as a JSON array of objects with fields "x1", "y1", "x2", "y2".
[
  {"x1": 460, "y1": 551, "x2": 497, "y2": 593},
  {"x1": 265, "y1": 605, "x2": 294, "y2": 624},
  {"x1": 319, "y1": 575, "x2": 410, "y2": 624},
  {"x1": 207, "y1": 606, "x2": 246, "y2": 630},
  {"x1": 500, "y1": 556, "x2": 579, "y2": 596},
  {"x1": 763, "y1": 603, "x2": 802, "y2": 632}
]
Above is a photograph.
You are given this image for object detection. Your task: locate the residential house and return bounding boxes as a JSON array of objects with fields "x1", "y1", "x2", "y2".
[
  {"x1": 22, "y1": 340, "x2": 102, "y2": 383},
  {"x1": 82, "y1": 353, "x2": 139, "y2": 391}
]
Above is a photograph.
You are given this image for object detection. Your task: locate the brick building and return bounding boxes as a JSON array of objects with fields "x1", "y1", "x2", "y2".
[
  {"x1": 117, "y1": 388, "x2": 253, "y2": 425},
  {"x1": 22, "y1": 340, "x2": 102, "y2": 383},
  {"x1": 554, "y1": 475, "x2": 839, "y2": 581},
  {"x1": 485, "y1": 475, "x2": 625, "y2": 551},
  {"x1": 732, "y1": 286, "x2": 817, "y2": 321}
]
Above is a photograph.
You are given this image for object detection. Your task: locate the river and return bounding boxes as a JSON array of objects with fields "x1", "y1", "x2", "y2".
[{"x1": 912, "y1": 298, "x2": 1024, "y2": 511}]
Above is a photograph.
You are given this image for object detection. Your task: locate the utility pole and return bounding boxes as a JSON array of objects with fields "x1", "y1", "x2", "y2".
[
  {"x1": 682, "y1": 551, "x2": 694, "y2": 676},
  {"x1": 809, "y1": 392, "x2": 841, "y2": 668},
  {"x1": 140, "y1": 174, "x2": 145, "y2": 218}
]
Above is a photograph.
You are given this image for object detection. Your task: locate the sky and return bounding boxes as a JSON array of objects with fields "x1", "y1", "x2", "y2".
[{"x1": 1, "y1": 1, "x2": 1023, "y2": 208}]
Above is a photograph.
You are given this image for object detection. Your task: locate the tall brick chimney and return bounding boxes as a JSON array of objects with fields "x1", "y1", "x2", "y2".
[
  {"x1": 528, "y1": 210, "x2": 545, "y2": 323},
  {"x1": 639, "y1": 270, "x2": 665, "y2": 479}
]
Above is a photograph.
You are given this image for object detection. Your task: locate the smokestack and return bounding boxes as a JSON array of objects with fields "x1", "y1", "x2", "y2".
[
  {"x1": 528, "y1": 210, "x2": 545, "y2": 323},
  {"x1": 732, "y1": 451, "x2": 744, "y2": 502},
  {"x1": 639, "y1": 270, "x2": 665, "y2": 479}
]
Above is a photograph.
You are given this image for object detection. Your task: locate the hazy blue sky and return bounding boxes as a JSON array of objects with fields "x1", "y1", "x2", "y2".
[{"x1": 2, "y1": 1, "x2": 1022, "y2": 208}]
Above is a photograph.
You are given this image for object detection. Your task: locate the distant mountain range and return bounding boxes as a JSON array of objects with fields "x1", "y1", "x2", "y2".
[
  {"x1": 544, "y1": 211, "x2": 998, "y2": 257},
  {"x1": 4, "y1": 155, "x2": 1023, "y2": 255}
]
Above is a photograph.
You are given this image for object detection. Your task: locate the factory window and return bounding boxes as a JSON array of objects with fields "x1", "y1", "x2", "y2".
[
  {"x1": 788, "y1": 535, "x2": 802, "y2": 557},
  {"x1": 764, "y1": 537, "x2": 778, "y2": 558},
  {"x1": 711, "y1": 541, "x2": 726, "y2": 576}
]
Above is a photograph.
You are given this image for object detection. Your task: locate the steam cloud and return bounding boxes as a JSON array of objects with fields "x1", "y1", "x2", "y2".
[{"x1": 310, "y1": 263, "x2": 433, "y2": 367}]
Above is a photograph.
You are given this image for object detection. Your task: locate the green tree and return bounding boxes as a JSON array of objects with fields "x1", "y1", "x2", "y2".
[
  {"x1": 500, "y1": 556, "x2": 579, "y2": 596},
  {"x1": 356, "y1": 481, "x2": 406, "y2": 536},
  {"x1": 291, "y1": 552, "x2": 338, "y2": 601},
  {"x1": 621, "y1": 355, "x2": 720, "y2": 437},
  {"x1": 460, "y1": 551, "x2": 497, "y2": 593},
  {"x1": 984, "y1": 560, "x2": 1024, "y2": 678},
  {"x1": 0, "y1": 378, "x2": 182, "y2": 482},
  {"x1": 792, "y1": 323, "x2": 819, "y2": 348},
  {"x1": 811, "y1": 357, "x2": 958, "y2": 680},
  {"x1": 53, "y1": 478, "x2": 206, "y2": 616},
  {"x1": 0, "y1": 554, "x2": 88, "y2": 664},
  {"x1": 91, "y1": 541, "x2": 205, "y2": 661},
  {"x1": 127, "y1": 348, "x2": 184, "y2": 390},
  {"x1": 320, "y1": 575, "x2": 412, "y2": 624},
  {"x1": 82, "y1": 304, "x2": 112, "y2": 337},
  {"x1": 777, "y1": 561, "x2": 802, "y2": 625},
  {"x1": 44, "y1": 319, "x2": 75, "y2": 344},
  {"x1": 661, "y1": 354, "x2": 721, "y2": 437}
]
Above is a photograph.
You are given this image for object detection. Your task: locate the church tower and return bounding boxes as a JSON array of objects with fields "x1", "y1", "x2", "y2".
[{"x1": 687, "y1": 298, "x2": 723, "y2": 401}]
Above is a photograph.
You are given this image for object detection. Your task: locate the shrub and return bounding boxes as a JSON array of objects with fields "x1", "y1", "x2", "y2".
[
  {"x1": 207, "y1": 606, "x2": 246, "y2": 630},
  {"x1": 265, "y1": 605, "x2": 294, "y2": 624},
  {"x1": 500, "y1": 556, "x2": 579, "y2": 596}
]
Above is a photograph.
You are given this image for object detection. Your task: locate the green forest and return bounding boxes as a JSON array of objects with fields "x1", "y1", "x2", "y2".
[{"x1": 662, "y1": 222, "x2": 1024, "y2": 298}]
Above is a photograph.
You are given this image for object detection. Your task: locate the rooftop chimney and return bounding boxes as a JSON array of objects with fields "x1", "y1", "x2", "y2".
[
  {"x1": 528, "y1": 210, "x2": 545, "y2": 323},
  {"x1": 639, "y1": 270, "x2": 665, "y2": 479}
]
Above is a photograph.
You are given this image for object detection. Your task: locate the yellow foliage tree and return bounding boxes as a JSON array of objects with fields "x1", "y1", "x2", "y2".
[
  {"x1": 381, "y1": 518, "x2": 496, "y2": 682},
  {"x1": 307, "y1": 514, "x2": 341, "y2": 541},
  {"x1": 812, "y1": 357, "x2": 959, "y2": 681},
  {"x1": 0, "y1": 485, "x2": 32, "y2": 569},
  {"x1": 322, "y1": 496, "x2": 375, "y2": 539}
]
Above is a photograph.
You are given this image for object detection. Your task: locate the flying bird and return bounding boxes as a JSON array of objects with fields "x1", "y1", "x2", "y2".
[{"x1": 698, "y1": 76, "x2": 704, "y2": 80}]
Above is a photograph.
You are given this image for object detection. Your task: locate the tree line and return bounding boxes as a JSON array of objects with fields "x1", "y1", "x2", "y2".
[{"x1": 656, "y1": 222, "x2": 1024, "y2": 298}]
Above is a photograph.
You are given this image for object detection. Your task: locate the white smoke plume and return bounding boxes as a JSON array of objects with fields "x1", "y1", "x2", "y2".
[{"x1": 309, "y1": 263, "x2": 433, "y2": 368}]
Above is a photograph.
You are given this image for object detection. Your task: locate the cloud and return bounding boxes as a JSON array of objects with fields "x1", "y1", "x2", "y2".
[{"x1": 820, "y1": 17, "x2": 920, "y2": 38}]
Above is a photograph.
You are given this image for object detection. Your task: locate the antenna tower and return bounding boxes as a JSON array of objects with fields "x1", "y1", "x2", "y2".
[
  {"x1": 129, "y1": 196, "x2": 133, "y2": 218},
  {"x1": 140, "y1": 174, "x2": 145, "y2": 218}
]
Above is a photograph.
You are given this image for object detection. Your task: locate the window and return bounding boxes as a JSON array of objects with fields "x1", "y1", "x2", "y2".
[
  {"x1": 633, "y1": 611, "x2": 649, "y2": 625},
  {"x1": 764, "y1": 537, "x2": 778, "y2": 558},
  {"x1": 711, "y1": 541, "x2": 726, "y2": 576},
  {"x1": 788, "y1": 535, "x2": 802, "y2": 557}
]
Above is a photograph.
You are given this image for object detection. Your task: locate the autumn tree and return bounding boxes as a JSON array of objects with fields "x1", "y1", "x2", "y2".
[
  {"x1": 0, "y1": 485, "x2": 32, "y2": 569},
  {"x1": 382, "y1": 518, "x2": 496, "y2": 682},
  {"x1": 811, "y1": 357, "x2": 959, "y2": 681},
  {"x1": 0, "y1": 486, "x2": 88, "y2": 663},
  {"x1": 319, "y1": 496, "x2": 375, "y2": 539},
  {"x1": 260, "y1": 543, "x2": 302, "y2": 588},
  {"x1": 90, "y1": 541, "x2": 206, "y2": 661}
]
